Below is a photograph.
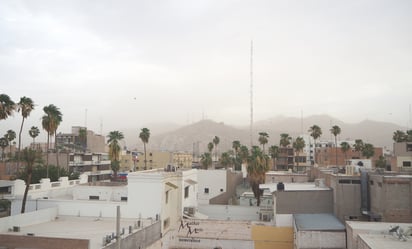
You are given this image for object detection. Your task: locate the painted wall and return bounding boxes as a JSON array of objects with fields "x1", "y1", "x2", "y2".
[
  {"x1": 252, "y1": 226, "x2": 293, "y2": 249},
  {"x1": 197, "y1": 169, "x2": 226, "y2": 204}
]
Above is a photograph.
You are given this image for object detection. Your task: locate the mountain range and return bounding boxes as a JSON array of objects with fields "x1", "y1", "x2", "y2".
[{"x1": 122, "y1": 115, "x2": 405, "y2": 153}]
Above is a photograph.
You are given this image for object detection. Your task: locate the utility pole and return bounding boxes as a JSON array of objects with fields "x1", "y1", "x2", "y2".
[{"x1": 250, "y1": 40, "x2": 254, "y2": 148}]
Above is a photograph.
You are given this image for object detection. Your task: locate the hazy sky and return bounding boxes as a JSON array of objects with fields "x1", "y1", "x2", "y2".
[{"x1": 1, "y1": 0, "x2": 411, "y2": 144}]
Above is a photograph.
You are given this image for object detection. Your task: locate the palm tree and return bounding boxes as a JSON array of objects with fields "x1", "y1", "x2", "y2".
[
  {"x1": 17, "y1": 97, "x2": 35, "y2": 166},
  {"x1": 238, "y1": 145, "x2": 249, "y2": 166},
  {"x1": 308, "y1": 125, "x2": 322, "y2": 165},
  {"x1": 29, "y1": 126, "x2": 40, "y2": 149},
  {"x1": 293, "y1": 137, "x2": 305, "y2": 170},
  {"x1": 200, "y1": 152, "x2": 212, "y2": 169},
  {"x1": 5, "y1": 130, "x2": 16, "y2": 158},
  {"x1": 340, "y1": 141, "x2": 351, "y2": 163},
  {"x1": 393, "y1": 130, "x2": 407, "y2": 142},
  {"x1": 280, "y1": 133, "x2": 291, "y2": 148},
  {"x1": 258, "y1": 132, "x2": 269, "y2": 153},
  {"x1": 107, "y1": 131, "x2": 124, "y2": 178},
  {"x1": 139, "y1": 128, "x2": 150, "y2": 170},
  {"x1": 21, "y1": 148, "x2": 39, "y2": 213},
  {"x1": 330, "y1": 125, "x2": 341, "y2": 167},
  {"x1": 0, "y1": 94, "x2": 16, "y2": 120},
  {"x1": 78, "y1": 128, "x2": 87, "y2": 152},
  {"x1": 207, "y1": 142, "x2": 214, "y2": 153},
  {"x1": 268, "y1": 145, "x2": 279, "y2": 170},
  {"x1": 0, "y1": 137, "x2": 8, "y2": 161},
  {"x1": 247, "y1": 146, "x2": 269, "y2": 206},
  {"x1": 232, "y1": 140, "x2": 241, "y2": 170},
  {"x1": 362, "y1": 143, "x2": 375, "y2": 159},
  {"x1": 213, "y1": 136, "x2": 220, "y2": 162},
  {"x1": 42, "y1": 104, "x2": 62, "y2": 176},
  {"x1": 219, "y1": 152, "x2": 232, "y2": 169},
  {"x1": 354, "y1": 139, "x2": 364, "y2": 158}
]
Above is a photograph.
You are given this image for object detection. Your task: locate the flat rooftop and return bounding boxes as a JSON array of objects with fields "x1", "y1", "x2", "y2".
[
  {"x1": 358, "y1": 233, "x2": 412, "y2": 249},
  {"x1": 294, "y1": 213, "x2": 345, "y2": 231},
  {"x1": 260, "y1": 182, "x2": 330, "y2": 193},
  {"x1": 2, "y1": 215, "x2": 154, "y2": 249}
]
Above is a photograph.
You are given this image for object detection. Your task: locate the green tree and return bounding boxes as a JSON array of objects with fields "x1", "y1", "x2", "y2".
[
  {"x1": 362, "y1": 143, "x2": 375, "y2": 159},
  {"x1": 139, "y1": 128, "x2": 150, "y2": 170},
  {"x1": 354, "y1": 139, "x2": 364, "y2": 158},
  {"x1": 207, "y1": 142, "x2": 214, "y2": 153},
  {"x1": 308, "y1": 125, "x2": 322, "y2": 164},
  {"x1": 213, "y1": 136, "x2": 220, "y2": 162},
  {"x1": 280, "y1": 133, "x2": 291, "y2": 148},
  {"x1": 17, "y1": 97, "x2": 35, "y2": 166},
  {"x1": 219, "y1": 151, "x2": 232, "y2": 169},
  {"x1": 247, "y1": 146, "x2": 269, "y2": 206},
  {"x1": 258, "y1": 132, "x2": 269, "y2": 153},
  {"x1": 268, "y1": 145, "x2": 279, "y2": 170},
  {"x1": 330, "y1": 125, "x2": 341, "y2": 166},
  {"x1": 107, "y1": 131, "x2": 124, "y2": 178},
  {"x1": 200, "y1": 152, "x2": 212, "y2": 169},
  {"x1": 393, "y1": 130, "x2": 407, "y2": 142},
  {"x1": 20, "y1": 148, "x2": 40, "y2": 213},
  {"x1": 0, "y1": 94, "x2": 16, "y2": 120},
  {"x1": 375, "y1": 155, "x2": 387, "y2": 169},
  {"x1": 0, "y1": 137, "x2": 8, "y2": 162},
  {"x1": 293, "y1": 137, "x2": 305, "y2": 169},
  {"x1": 232, "y1": 140, "x2": 241, "y2": 170},
  {"x1": 340, "y1": 141, "x2": 351, "y2": 163},
  {"x1": 5, "y1": 130, "x2": 16, "y2": 158},
  {"x1": 42, "y1": 104, "x2": 62, "y2": 176},
  {"x1": 238, "y1": 145, "x2": 249, "y2": 165},
  {"x1": 29, "y1": 126, "x2": 40, "y2": 149}
]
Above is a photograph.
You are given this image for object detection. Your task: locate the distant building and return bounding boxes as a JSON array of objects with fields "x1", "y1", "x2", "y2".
[
  {"x1": 69, "y1": 152, "x2": 111, "y2": 182},
  {"x1": 56, "y1": 126, "x2": 106, "y2": 153},
  {"x1": 134, "y1": 151, "x2": 193, "y2": 171},
  {"x1": 393, "y1": 142, "x2": 412, "y2": 172}
]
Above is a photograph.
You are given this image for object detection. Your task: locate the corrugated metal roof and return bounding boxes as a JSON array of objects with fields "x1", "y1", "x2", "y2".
[{"x1": 294, "y1": 213, "x2": 345, "y2": 231}]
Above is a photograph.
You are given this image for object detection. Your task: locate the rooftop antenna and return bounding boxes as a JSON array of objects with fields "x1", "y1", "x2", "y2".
[
  {"x1": 85, "y1": 108, "x2": 88, "y2": 129},
  {"x1": 250, "y1": 40, "x2": 254, "y2": 147}
]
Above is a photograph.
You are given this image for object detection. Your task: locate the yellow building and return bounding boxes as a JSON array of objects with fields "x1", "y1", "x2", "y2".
[{"x1": 133, "y1": 151, "x2": 193, "y2": 171}]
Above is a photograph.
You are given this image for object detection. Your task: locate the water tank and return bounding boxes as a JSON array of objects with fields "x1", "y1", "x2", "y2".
[{"x1": 277, "y1": 182, "x2": 285, "y2": 191}]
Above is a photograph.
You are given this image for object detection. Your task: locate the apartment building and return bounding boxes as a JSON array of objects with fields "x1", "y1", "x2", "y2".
[
  {"x1": 393, "y1": 142, "x2": 412, "y2": 172},
  {"x1": 56, "y1": 126, "x2": 106, "y2": 153}
]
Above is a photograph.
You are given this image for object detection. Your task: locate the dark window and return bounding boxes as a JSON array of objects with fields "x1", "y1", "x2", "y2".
[
  {"x1": 403, "y1": 161, "x2": 411, "y2": 167},
  {"x1": 220, "y1": 189, "x2": 224, "y2": 192},
  {"x1": 121, "y1": 197, "x2": 127, "y2": 201},
  {"x1": 184, "y1": 186, "x2": 189, "y2": 198},
  {"x1": 339, "y1": 179, "x2": 351, "y2": 184},
  {"x1": 89, "y1": 195, "x2": 99, "y2": 200},
  {"x1": 149, "y1": 152, "x2": 153, "y2": 156},
  {"x1": 204, "y1": 188, "x2": 209, "y2": 194},
  {"x1": 351, "y1": 180, "x2": 361, "y2": 184},
  {"x1": 165, "y1": 191, "x2": 169, "y2": 204},
  {"x1": 406, "y1": 144, "x2": 412, "y2": 152},
  {"x1": 370, "y1": 181, "x2": 374, "y2": 185}
]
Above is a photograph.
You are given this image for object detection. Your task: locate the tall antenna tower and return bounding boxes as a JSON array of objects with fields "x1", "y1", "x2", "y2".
[{"x1": 250, "y1": 40, "x2": 254, "y2": 147}]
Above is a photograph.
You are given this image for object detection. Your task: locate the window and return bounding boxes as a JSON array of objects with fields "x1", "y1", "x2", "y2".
[
  {"x1": 89, "y1": 195, "x2": 99, "y2": 200},
  {"x1": 163, "y1": 218, "x2": 170, "y2": 230},
  {"x1": 121, "y1": 197, "x2": 127, "y2": 201},
  {"x1": 220, "y1": 189, "x2": 224, "y2": 192},
  {"x1": 204, "y1": 188, "x2": 209, "y2": 194},
  {"x1": 184, "y1": 186, "x2": 189, "y2": 198},
  {"x1": 403, "y1": 161, "x2": 411, "y2": 167},
  {"x1": 165, "y1": 191, "x2": 169, "y2": 204},
  {"x1": 406, "y1": 143, "x2": 412, "y2": 152}
]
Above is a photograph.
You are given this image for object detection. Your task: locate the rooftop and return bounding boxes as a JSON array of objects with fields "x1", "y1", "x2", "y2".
[
  {"x1": 2, "y1": 215, "x2": 154, "y2": 249},
  {"x1": 358, "y1": 233, "x2": 412, "y2": 249},
  {"x1": 260, "y1": 182, "x2": 330, "y2": 193},
  {"x1": 294, "y1": 213, "x2": 345, "y2": 231}
]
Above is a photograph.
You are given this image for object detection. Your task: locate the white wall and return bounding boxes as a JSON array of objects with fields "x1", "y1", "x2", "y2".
[
  {"x1": 197, "y1": 170, "x2": 226, "y2": 204},
  {"x1": 0, "y1": 208, "x2": 58, "y2": 232},
  {"x1": 182, "y1": 169, "x2": 198, "y2": 209},
  {"x1": 296, "y1": 231, "x2": 346, "y2": 249},
  {"x1": 73, "y1": 185, "x2": 128, "y2": 201},
  {"x1": 198, "y1": 205, "x2": 260, "y2": 221}
]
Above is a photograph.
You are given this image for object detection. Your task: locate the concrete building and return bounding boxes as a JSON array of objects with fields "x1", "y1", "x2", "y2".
[
  {"x1": 56, "y1": 126, "x2": 106, "y2": 153},
  {"x1": 316, "y1": 145, "x2": 383, "y2": 168},
  {"x1": 393, "y1": 142, "x2": 412, "y2": 172},
  {"x1": 69, "y1": 152, "x2": 112, "y2": 181},
  {"x1": 294, "y1": 213, "x2": 346, "y2": 249},
  {"x1": 346, "y1": 221, "x2": 412, "y2": 249},
  {"x1": 265, "y1": 171, "x2": 309, "y2": 184}
]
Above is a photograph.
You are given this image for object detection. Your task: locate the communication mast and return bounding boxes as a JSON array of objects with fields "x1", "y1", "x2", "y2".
[{"x1": 250, "y1": 40, "x2": 254, "y2": 147}]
